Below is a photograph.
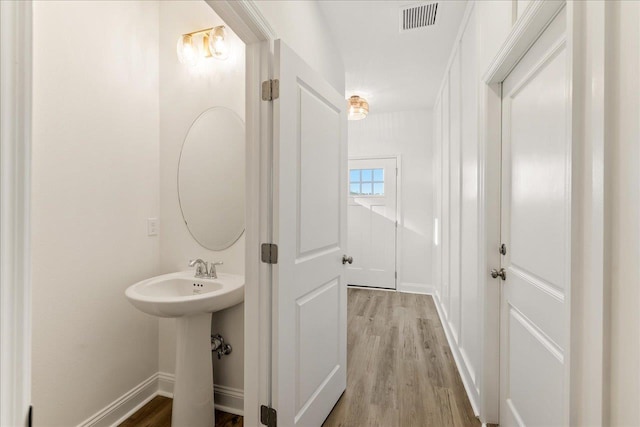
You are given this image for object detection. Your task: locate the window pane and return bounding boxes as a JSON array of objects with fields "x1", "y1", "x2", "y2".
[
  {"x1": 349, "y1": 169, "x2": 360, "y2": 183},
  {"x1": 373, "y1": 183, "x2": 384, "y2": 195},
  {"x1": 361, "y1": 182, "x2": 373, "y2": 195},
  {"x1": 349, "y1": 183, "x2": 360, "y2": 195},
  {"x1": 373, "y1": 168, "x2": 384, "y2": 181},
  {"x1": 361, "y1": 169, "x2": 373, "y2": 181}
]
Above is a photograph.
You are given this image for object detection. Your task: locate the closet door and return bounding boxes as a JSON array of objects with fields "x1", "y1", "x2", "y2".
[{"x1": 499, "y1": 7, "x2": 570, "y2": 426}]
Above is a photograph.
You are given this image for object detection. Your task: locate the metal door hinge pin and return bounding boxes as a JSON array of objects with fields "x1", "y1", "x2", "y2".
[
  {"x1": 262, "y1": 79, "x2": 279, "y2": 101},
  {"x1": 260, "y1": 405, "x2": 277, "y2": 427},
  {"x1": 261, "y1": 243, "x2": 278, "y2": 264}
]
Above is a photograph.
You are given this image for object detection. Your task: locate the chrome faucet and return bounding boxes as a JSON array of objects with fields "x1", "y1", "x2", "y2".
[
  {"x1": 188, "y1": 259, "x2": 223, "y2": 279},
  {"x1": 189, "y1": 259, "x2": 208, "y2": 278}
]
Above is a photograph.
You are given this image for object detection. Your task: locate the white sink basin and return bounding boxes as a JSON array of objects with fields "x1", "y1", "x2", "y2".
[
  {"x1": 125, "y1": 271, "x2": 244, "y2": 427},
  {"x1": 125, "y1": 271, "x2": 244, "y2": 317}
]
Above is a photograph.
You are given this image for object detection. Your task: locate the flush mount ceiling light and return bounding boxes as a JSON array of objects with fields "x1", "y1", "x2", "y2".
[
  {"x1": 347, "y1": 96, "x2": 369, "y2": 120},
  {"x1": 176, "y1": 25, "x2": 230, "y2": 65}
]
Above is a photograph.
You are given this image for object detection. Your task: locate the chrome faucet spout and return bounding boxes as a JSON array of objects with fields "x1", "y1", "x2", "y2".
[{"x1": 189, "y1": 259, "x2": 208, "y2": 278}]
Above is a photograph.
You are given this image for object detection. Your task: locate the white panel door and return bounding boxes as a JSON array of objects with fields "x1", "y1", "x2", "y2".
[
  {"x1": 499, "y1": 8, "x2": 569, "y2": 427},
  {"x1": 346, "y1": 158, "x2": 397, "y2": 289},
  {"x1": 272, "y1": 40, "x2": 347, "y2": 427}
]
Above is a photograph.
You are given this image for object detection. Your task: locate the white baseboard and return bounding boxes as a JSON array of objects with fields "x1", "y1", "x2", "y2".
[
  {"x1": 347, "y1": 285, "x2": 395, "y2": 292},
  {"x1": 77, "y1": 372, "x2": 244, "y2": 427},
  {"x1": 77, "y1": 373, "x2": 159, "y2": 427},
  {"x1": 431, "y1": 294, "x2": 481, "y2": 417},
  {"x1": 157, "y1": 371, "x2": 175, "y2": 398},
  {"x1": 398, "y1": 282, "x2": 435, "y2": 295},
  {"x1": 155, "y1": 372, "x2": 244, "y2": 416}
]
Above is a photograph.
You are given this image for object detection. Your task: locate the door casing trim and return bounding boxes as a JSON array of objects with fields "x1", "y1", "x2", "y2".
[
  {"x1": 204, "y1": 2, "x2": 275, "y2": 426},
  {"x1": 0, "y1": 1, "x2": 33, "y2": 425}
]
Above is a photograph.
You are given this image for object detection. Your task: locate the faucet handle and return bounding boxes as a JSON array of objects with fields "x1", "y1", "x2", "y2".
[{"x1": 208, "y1": 261, "x2": 223, "y2": 279}]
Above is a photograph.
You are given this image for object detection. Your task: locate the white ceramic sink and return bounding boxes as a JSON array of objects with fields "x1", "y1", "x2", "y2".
[
  {"x1": 125, "y1": 271, "x2": 244, "y2": 427},
  {"x1": 125, "y1": 271, "x2": 244, "y2": 317}
]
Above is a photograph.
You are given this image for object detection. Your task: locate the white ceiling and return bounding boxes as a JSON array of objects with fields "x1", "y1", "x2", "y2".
[{"x1": 318, "y1": 0, "x2": 468, "y2": 113}]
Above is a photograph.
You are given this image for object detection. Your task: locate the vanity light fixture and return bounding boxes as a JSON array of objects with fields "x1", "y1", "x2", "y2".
[
  {"x1": 207, "y1": 26, "x2": 229, "y2": 60},
  {"x1": 347, "y1": 95, "x2": 369, "y2": 120},
  {"x1": 176, "y1": 25, "x2": 230, "y2": 65}
]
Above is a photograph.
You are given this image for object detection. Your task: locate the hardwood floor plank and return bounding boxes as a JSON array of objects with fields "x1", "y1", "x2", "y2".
[
  {"x1": 119, "y1": 396, "x2": 243, "y2": 427},
  {"x1": 323, "y1": 288, "x2": 480, "y2": 427}
]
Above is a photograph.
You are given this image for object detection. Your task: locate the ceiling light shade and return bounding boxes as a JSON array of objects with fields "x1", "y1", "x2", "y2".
[
  {"x1": 347, "y1": 96, "x2": 369, "y2": 120},
  {"x1": 176, "y1": 34, "x2": 199, "y2": 66},
  {"x1": 207, "y1": 26, "x2": 229, "y2": 60}
]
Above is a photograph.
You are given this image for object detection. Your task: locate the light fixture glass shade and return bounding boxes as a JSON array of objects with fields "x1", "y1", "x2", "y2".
[
  {"x1": 347, "y1": 96, "x2": 369, "y2": 120},
  {"x1": 176, "y1": 34, "x2": 199, "y2": 66},
  {"x1": 208, "y1": 26, "x2": 229, "y2": 60}
]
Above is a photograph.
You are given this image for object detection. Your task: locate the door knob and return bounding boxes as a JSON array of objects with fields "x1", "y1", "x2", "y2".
[
  {"x1": 342, "y1": 255, "x2": 353, "y2": 265},
  {"x1": 491, "y1": 268, "x2": 506, "y2": 280}
]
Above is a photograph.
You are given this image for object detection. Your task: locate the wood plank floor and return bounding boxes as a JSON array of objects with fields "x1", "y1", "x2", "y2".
[
  {"x1": 322, "y1": 288, "x2": 481, "y2": 427},
  {"x1": 119, "y1": 396, "x2": 242, "y2": 427}
]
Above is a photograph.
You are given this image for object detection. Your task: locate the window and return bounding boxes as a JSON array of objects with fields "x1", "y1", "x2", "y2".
[{"x1": 349, "y1": 168, "x2": 384, "y2": 195}]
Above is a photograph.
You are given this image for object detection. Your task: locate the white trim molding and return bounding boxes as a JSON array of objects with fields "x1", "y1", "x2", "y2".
[
  {"x1": 204, "y1": 2, "x2": 276, "y2": 426},
  {"x1": 483, "y1": 0, "x2": 566, "y2": 84},
  {"x1": 77, "y1": 374, "x2": 159, "y2": 427},
  {"x1": 77, "y1": 372, "x2": 245, "y2": 427},
  {"x1": 0, "y1": 1, "x2": 33, "y2": 425},
  {"x1": 206, "y1": 0, "x2": 276, "y2": 44},
  {"x1": 432, "y1": 295, "x2": 480, "y2": 416},
  {"x1": 155, "y1": 373, "x2": 244, "y2": 417},
  {"x1": 398, "y1": 282, "x2": 435, "y2": 295}
]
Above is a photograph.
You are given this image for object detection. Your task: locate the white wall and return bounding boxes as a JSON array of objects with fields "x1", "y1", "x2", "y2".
[
  {"x1": 158, "y1": 0, "x2": 246, "y2": 412},
  {"x1": 253, "y1": 0, "x2": 345, "y2": 94},
  {"x1": 31, "y1": 1, "x2": 161, "y2": 425},
  {"x1": 475, "y1": 1, "x2": 513, "y2": 90},
  {"x1": 432, "y1": 5, "x2": 482, "y2": 414},
  {"x1": 348, "y1": 110, "x2": 433, "y2": 293}
]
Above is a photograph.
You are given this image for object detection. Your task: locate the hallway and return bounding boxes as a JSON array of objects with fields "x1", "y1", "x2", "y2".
[{"x1": 323, "y1": 289, "x2": 479, "y2": 427}]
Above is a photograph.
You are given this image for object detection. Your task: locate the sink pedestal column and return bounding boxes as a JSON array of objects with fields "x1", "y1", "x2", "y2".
[{"x1": 173, "y1": 312, "x2": 214, "y2": 426}]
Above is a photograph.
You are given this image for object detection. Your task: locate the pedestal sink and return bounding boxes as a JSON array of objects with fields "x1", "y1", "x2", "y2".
[{"x1": 125, "y1": 271, "x2": 244, "y2": 427}]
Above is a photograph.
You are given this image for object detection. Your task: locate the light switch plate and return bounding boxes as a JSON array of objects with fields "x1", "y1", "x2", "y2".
[{"x1": 147, "y1": 218, "x2": 159, "y2": 236}]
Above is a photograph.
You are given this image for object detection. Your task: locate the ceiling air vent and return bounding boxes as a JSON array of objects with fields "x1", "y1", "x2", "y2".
[{"x1": 400, "y1": 2, "x2": 438, "y2": 32}]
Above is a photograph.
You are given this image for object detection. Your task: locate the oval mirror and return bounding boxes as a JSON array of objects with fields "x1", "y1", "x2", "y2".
[{"x1": 178, "y1": 107, "x2": 245, "y2": 250}]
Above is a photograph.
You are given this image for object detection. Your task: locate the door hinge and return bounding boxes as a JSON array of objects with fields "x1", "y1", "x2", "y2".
[
  {"x1": 261, "y1": 243, "x2": 278, "y2": 264},
  {"x1": 499, "y1": 243, "x2": 507, "y2": 255},
  {"x1": 28, "y1": 405, "x2": 33, "y2": 427},
  {"x1": 261, "y1": 79, "x2": 279, "y2": 101},
  {"x1": 395, "y1": 271, "x2": 397, "y2": 279},
  {"x1": 260, "y1": 405, "x2": 277, "y2": 427}
]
